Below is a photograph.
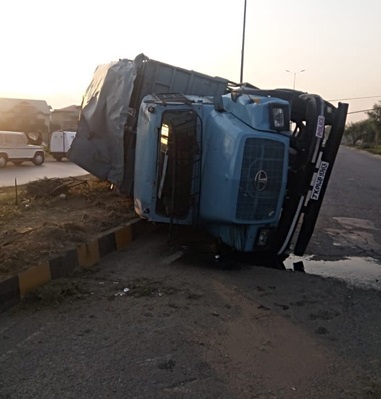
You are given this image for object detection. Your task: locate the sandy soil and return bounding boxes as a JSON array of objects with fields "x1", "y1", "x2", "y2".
[{"x1": 0, "y1": 175, "x2": 135, "y2": 281}]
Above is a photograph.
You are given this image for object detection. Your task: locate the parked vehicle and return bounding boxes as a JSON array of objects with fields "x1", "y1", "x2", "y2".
[
  {"x1": 50, "y1": 130, "x2": 76, "y2": 161},
  {"x1": 0, "y1": 130, "x2": 45, "y2": 168},
  {"x1": 69, "y1": 54, "x2": 348, "y2": 259}
]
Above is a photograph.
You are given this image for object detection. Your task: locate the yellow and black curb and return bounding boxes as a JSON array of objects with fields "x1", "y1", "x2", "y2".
[{"x1": 0, "y1": 218, "x2": 154, "y2": 313}]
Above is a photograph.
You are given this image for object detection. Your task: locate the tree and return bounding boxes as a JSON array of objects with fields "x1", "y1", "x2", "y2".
[
  {"x1": 344, "y1": 119, "x2": 375, "y2": 146},
  {"x1": 0, "y1": 114, "x2": 48, "y2": 133},
  {"x1": 366, "y1": 102, "x2": 381, "y2": 144}
]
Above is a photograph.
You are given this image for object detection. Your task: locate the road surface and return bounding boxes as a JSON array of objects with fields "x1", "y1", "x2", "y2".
[
  {"x1": 1, "y1": 146, "x2": 381, "y2": 399},
  {"x1": 0, "y1": 159, "x2": 88, "y2": 187},
  {"x1": 306, "y1": 146, "x2": 381, "y2": 261}
]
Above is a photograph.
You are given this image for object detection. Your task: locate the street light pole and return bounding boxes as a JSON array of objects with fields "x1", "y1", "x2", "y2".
[
  {"x1": 285, "y1": 69, "x2": 306, "y2": 90},
  {"x1": 240, "y1": 0, "x2": 247, "y2": 83}
]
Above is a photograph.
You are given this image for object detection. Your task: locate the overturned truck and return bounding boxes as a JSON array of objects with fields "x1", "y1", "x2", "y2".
[{"x1": 69, "y1": 54, "x2": 348, "y2": 259}]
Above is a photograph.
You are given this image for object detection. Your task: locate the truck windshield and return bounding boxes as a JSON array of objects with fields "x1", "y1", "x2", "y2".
[{"x1": 155, "y1": 110, "x2": 199, "y2": 220}]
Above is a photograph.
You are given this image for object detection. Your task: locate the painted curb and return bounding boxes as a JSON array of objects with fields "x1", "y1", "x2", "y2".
[{"x1": 0, "y1": 218, "x2": 154, "y2": 313}]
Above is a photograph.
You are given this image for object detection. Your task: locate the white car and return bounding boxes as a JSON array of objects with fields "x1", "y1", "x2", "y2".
[{"x1": 0, "y1": 130, "x2": 45, "y2": 168}]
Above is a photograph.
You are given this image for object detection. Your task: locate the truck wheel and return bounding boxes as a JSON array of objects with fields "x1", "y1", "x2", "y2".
[
  {"x1": 291, "y1": 94, "x2": 323, "y2": 168},
  {"x1": 54, "y1": 156, "x2": 63, "y2": 162},
  {"x1": 0, "y1": 154, "x2": 7, "y2": 168},
  {"x1": 33, "y1": 152, "x2": 45, "y2": 166}
]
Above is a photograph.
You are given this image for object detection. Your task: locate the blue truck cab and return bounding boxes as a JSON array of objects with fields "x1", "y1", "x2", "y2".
[
  {"x1": 134, "y1": 92, "x2": 291, "y2": 253},
  {"x1": 133, "y1": 88, "x2": 347, "y2": 257}
]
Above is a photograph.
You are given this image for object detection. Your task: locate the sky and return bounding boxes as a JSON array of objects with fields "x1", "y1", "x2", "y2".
[{"x1": 1, "y1": 0, "x2": 381, "y2": 124}]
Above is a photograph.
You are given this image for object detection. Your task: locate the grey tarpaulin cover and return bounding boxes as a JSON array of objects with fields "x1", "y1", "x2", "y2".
[
  {"x1": 68, "y1": 54, "x2": 145, "y2": 185},
  {"x1": 69, "y1": 53, "x2": 229, "y2": 192}
]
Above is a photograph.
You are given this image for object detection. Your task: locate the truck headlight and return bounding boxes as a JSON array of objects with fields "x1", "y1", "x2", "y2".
[{"x1": 269, "y1": 104, "x2": 289, "y2": 131}]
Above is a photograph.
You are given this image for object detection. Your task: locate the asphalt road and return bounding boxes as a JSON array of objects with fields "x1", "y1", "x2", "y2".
[
  {"x1": 321, "y1": 146, "x2": 381, "y2": 228},
  {"x1": 306, "y1": 146, "x2": 381, "y2": 261},
  {"x1": 1, "y1": 146, "x2": 381, "y2": 399},
  {"x1": 0, "y1": 158, "x2": 87, "y2": 187}
]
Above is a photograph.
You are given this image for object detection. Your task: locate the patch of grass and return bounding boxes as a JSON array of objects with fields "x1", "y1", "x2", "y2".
[
  {"x1": 0, "y1": 189, "x2": 21, "y2": 205},
  {"x1": 0, "y1": 198, "x2": 22, "y2": 221},
  {"x1": 0, "y1": 202, "x2": 21, "y2": 216},
  {"x1": 348, "y1": 143, "x2": 381, "y2": 156},
  {"x1": 367, "y1": 145, "x2": 381, "y2": 155}
]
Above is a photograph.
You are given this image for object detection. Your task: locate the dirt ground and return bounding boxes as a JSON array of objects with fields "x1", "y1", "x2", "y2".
[
  {"x1": 0, "y1": 175, "x2": 136, "y2": 282},
  {"x1": 2, "y1": 230, "x2": 381, "y2": 398}
]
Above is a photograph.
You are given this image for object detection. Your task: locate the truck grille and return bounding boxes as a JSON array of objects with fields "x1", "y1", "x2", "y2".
[{"x1": 236, "y1": 138, "x2": 285, "y2": 221}]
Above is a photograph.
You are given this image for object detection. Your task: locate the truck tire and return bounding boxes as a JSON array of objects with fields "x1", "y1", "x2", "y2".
[
  {"x1": 0, "y1": 154, "x2": 7, "y2": 168},
  {"x1": 33, "y1": 152, "x2": 45, "y2": 166},
  {"x1": 291, "y1": 94, "x2": 323, "y2": 169}
]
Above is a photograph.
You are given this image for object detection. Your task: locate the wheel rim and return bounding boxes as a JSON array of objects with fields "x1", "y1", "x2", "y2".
[
  {"x1": 0, "y1": 157, "x2": 6, "y2": 167},
  {"x1": 34, "y1": 154, "x2": 44, "y2": 164}
]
